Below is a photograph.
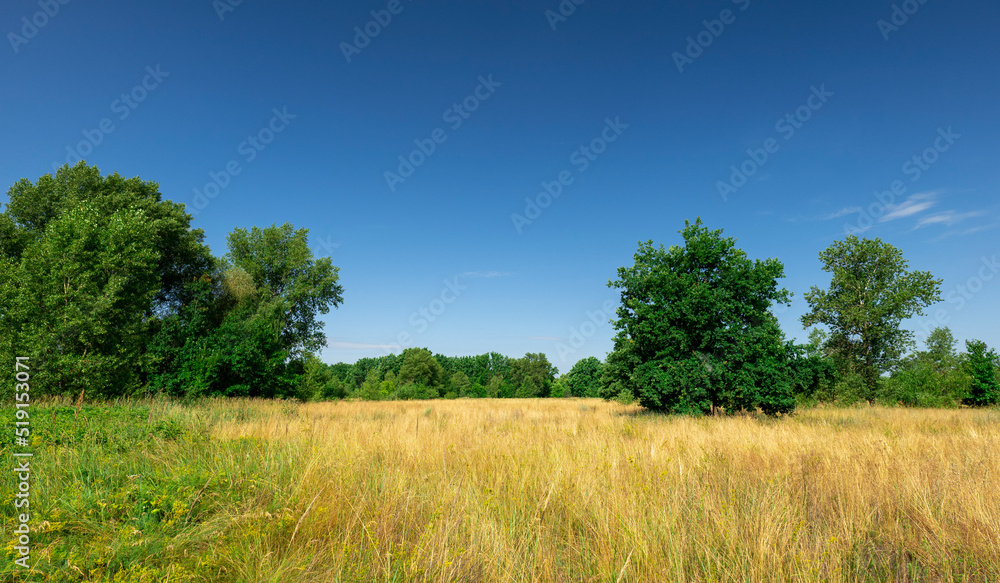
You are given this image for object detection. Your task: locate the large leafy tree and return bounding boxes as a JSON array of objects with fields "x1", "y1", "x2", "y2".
[
  {"x1": 801, "y1": 235, "x2": 942, "y2": 399},
  {"x1": 147, "y1": 224, "x2": 343, "y2": 398},
  {"x1": 225, "y1": 223, "x2": 344, "y2": 358},
  {"x1": 602, "y1": 219, "x2": 794, "y2": 415},
  {"x1": 3, "y1": 204, "x2": 160, "y2": 398},
  {"x1": 1, "y1": 163, "x2": 212, "y2": 398},
  {"x1": 3, "y1": 163, "x2": 213, "y2": 313}
]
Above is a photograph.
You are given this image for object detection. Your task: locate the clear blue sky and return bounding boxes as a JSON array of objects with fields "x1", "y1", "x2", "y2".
[{"x1": 3, "y1": 0, "x2": 998, "y2": 373}]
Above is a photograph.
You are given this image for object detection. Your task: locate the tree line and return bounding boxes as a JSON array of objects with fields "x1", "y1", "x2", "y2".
[
  {"x1": 2, "y1": 165, "x2": 997, "y2": 412},
  {"x1": 594, "y1": 219, "x2": 999, "y2": 414},
  {"x1": 1, "y1": 163, "x2": 342, "y2": 401}
]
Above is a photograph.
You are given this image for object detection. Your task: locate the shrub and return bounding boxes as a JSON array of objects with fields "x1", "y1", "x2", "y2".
[{"x1": 963, "y1": 340, "x2": 1000, "y2": 407}]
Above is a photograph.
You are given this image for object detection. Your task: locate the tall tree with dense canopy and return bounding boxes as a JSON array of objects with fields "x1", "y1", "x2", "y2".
[
  {"x1": 0, "y1": 163, "x2": 213, "y2": 398},
  {"x1": 602, "y1": 219, "x2": 794, "y2": 415},
  {"x1": 801, "y1": 235, "x2": 942, "y2": 399},
  {"x1": 147, "y1": 224, "x2": 343, "y2": 398},
  {"x1": 225, "y1": 223, "x2": 344, "y2": 359}
]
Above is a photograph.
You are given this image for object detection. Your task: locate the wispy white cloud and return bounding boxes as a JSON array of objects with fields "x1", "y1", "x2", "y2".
[
  {"x1": 822, "y1": 206, "x2": 862, "y2": 220},
  {"x1": 931, "y1": 221, "x2": 1000, "y2": 241},
  {"x1": 914, "y1": 210, "x2": 986, "y2": 229},
  {"x1": 879, "y1": 191, "x2": 938, "y2": 223},
  {"x1": 462, "y1": 270, "x2": 511, "y2": 278},
  {"x1": 962, "y1": 223, "x2": 999, "y2": 235}
]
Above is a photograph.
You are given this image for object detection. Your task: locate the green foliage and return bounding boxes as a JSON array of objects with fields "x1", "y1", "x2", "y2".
[
  {"x1": 3, "y1": 163, "x2": 213, "y2": 313},
  {"x1": 603, "y1": 219, "x2": 795, "y2": 415},
  {"x1": 399, "y1": 348, "x2": 444, "y2": 387},
  {"x1": 963, "y1": 339, "x2": 1000, "y2": 407},
  {"x1": 224, "y1": 223, "x2": 344, "y2": 359},
  {"x1": 145, "y1": 274, "x2": 297, "y2": 399},
  {"x1": 563, "y1": 357, "x2": 604, "y2": 397},
  {"x1": 879, "y1": 359, "x2": 969, "y2": 408},
  {"x1": 353, "y1": 369, "x2": 384, "y2": 401},
  {"x1": 4, "y1": 204, "x2": 161, "y2": 398},
  {"x1": 878, "y1": 327, "x2": 970, "y2": 407},
  {"x1": 509, "y1": 353, "x2": 557, "y2": 398},
  {"x1": 1, "y1": 164, "x2": 344, "y2": 402},
  {"x1": 294, "y1": 353, "x2": 345, "y2": 401},
  {"x1": 486, "y1": 375, "x2": 506, "y2": 398},
  {"x1": 549, "y1": 378, "x2": 567, "y2": 398},
  {"x1": 393, "y1": 382, "x2": 439, "y2": 400},
  {"x1": 786, "y1": 341, "x2": 838, "y2": 402},
  {"x1": 0, "y1": 163, "x2": 216, "y2": 399},
  {"x1": 614, "y1": 388, "x2": 636, "y2": 405},
  {"x1": 448, "y1": 371, "x2": 473, "y2": 398},
  {"x1": 801, "y1": 235, "x2": 942, "y2": 400},
  {"x1": 145, "y1": 223, "x2": 342, "y2": 399}
]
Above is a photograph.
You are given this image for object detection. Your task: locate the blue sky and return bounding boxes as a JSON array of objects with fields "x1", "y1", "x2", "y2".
[{"x1": 2, "y1": 0, "x2": 998, "y2": 373}]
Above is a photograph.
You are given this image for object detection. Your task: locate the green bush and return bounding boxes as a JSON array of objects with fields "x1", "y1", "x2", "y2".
[{"x1": 964, "y1": 340, "x2": 1000, "y2": 407}]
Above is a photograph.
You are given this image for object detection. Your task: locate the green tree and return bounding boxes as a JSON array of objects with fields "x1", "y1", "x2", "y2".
[
  {"x1": 963, "y1": 340, "x2": 999, "y2": 407},
  {"x1": 801, "y1": 236, "x2": 942, "y2": 400},
  {"x1": 4, "y1": 204, "x2": 160, "y2": 398},
  {"x1": 924, "y1": 326, "x2": 959, "y2": 375},
  {"x1": 509, "y1": 353, "x2": 557, "y2": 398},
  {"x1": 146, "y1": 224, "x2": 343, "y2": 398},
  {"x1": 294, "y1": 354, "x2": 345, "y2": 401},
  {"x1": 564, "y1": 357, "x2": 604, "y2": 397},
  {"x1": 3, "y1": 163, "x2": 213, "y2": 313},
  {"x1": 786, "y1": 341, "x2": 838, "y2": 403},
  {"x1": 602, "y1": 219, "x2": 794, "y2": 415},
  {"x1": 448, "y1": 371, "x2": 472, "y2": 398},
  {"x1": 1, "y1": 163, "x2": 214, "y2": 399},
  {"x1": 398, "y1": 348, "x2": 443, "y2": 388},
  {"x1": 549, "y1": 377, "x2": 569, "y2": 398},
  {"x1": 225, "y1": 223, "x2": 344, "y2": 359},
  {"x1": 354, "y1": 368, "x2": 384, "y2": 401},
  {"x1": 486, "y1": 375, "x2": 504, "y2": 398}
]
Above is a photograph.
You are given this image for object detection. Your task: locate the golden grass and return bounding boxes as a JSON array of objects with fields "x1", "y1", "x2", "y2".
[{"x1": 158, "y1": 398, "x2": 1000, "y2": 582}]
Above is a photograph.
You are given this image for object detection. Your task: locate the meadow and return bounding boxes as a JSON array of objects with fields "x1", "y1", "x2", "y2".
[{"x1": 2, "y1": 398, "x2": 999, "y2": 582}]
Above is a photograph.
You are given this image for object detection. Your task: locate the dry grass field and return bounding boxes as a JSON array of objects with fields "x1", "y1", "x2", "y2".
[{"x1": 5, "y1": 398, "x2": 1000, "y2": 582}]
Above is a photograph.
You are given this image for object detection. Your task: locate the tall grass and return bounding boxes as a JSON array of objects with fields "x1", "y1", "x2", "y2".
[{"x1": 3, "y1": 399, "x2": 999, "y2": 581}]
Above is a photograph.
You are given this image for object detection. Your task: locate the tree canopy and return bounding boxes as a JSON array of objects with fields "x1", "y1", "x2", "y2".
[
  {"x1": 801, "y1": 235, "x2": 942, "y2": 399},
  {"x1": 602, "y1": 219, "x2": 794, "y2": 415},
  {"x1": 1, "y1": 163, "x2": 342, "y2": 401}
]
